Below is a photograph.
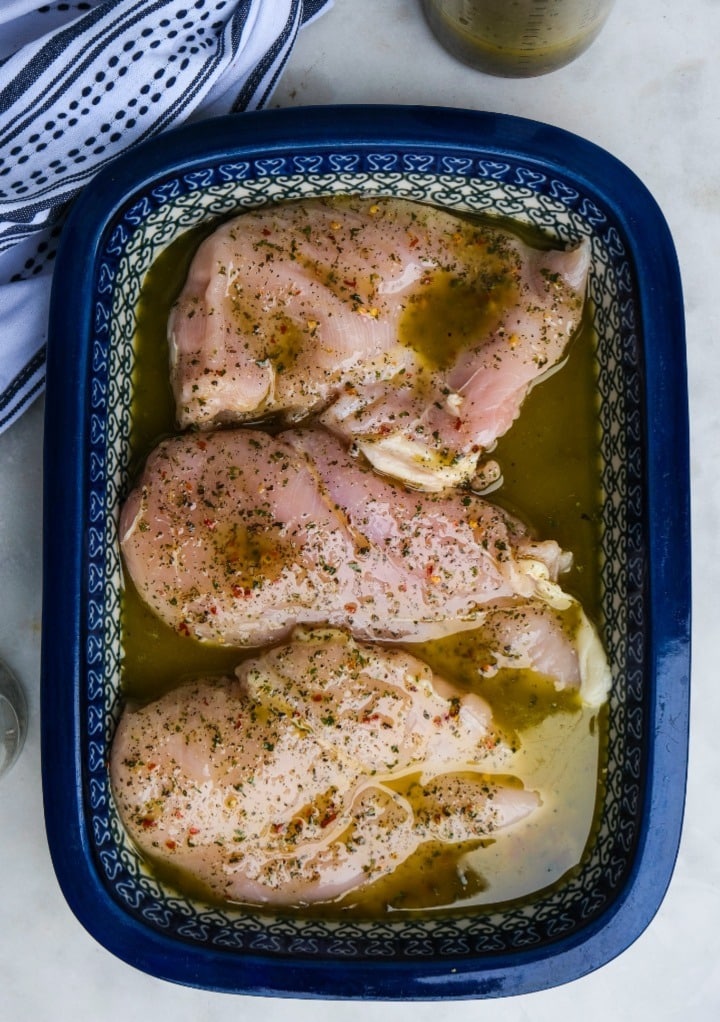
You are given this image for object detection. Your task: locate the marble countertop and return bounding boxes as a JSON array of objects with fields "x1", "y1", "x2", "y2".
[{"x1": 1, "y1": 0, "x2": 717, "y2": 1017}]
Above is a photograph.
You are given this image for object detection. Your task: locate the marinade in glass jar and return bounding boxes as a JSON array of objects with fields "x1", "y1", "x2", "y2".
[{"x1": 422, "y1": 0, "x2": 615, "y2": 77}]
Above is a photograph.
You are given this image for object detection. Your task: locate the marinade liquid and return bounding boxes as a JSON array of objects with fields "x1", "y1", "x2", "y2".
[
  {"x1": 422, "y1": 0, "x2": 615, "y2": 77},
  {"x1": 121, "y1": 209, "x2": 607, "y2": 916}
]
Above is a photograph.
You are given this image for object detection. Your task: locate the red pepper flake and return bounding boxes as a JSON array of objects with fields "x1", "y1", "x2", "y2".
[
  {"x1": 320, "y1": 811, "x2": 337, "y2": 829},
  {"x1": 188, "y1": 826, "x2": 200, "y2": 836},
  {"x1": 165, "y1": 839, "x2": 177, "y2": 850},
  {"x1": 178, "y1": 621, "x2": 191, "y2": 637},
  {"x1": 231, "y1": 585, "x2": 252, "y2": 598},
  {"x1": 203, "y1": 517, "x2": 217, "y2": 530},
  {"x1": 343, "y1": 602, "x2": 358, "y2": 614},
  {"x1": 262, "y1": 227, "x2": 272, "y2": 236},
  {"x1": 140, "y1": 817, "x2": 156, "y2": 830},
  {"x1": 425, "y1": 562, "x2": 442, "y2": 584},
  {"x1": 343, "y1": 277, "x2": 357, "y2": 288},
  {"x1": 196, "y1": 439, "x2": 207, "y2": 451}
]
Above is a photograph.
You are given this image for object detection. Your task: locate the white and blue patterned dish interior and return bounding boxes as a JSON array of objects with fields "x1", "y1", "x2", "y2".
[{"x1": 45, "y1": 107, "x2": 688, "y2": 998}]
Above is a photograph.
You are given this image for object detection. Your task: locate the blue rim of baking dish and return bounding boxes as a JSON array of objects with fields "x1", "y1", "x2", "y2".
[{"x1": 42, "y1": 105, "x2": 690, "y2": 999}]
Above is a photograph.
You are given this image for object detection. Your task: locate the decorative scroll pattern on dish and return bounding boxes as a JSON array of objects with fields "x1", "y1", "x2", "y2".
[{"x1": 84, "y1": 150, "x2": 645, "y2": 960}]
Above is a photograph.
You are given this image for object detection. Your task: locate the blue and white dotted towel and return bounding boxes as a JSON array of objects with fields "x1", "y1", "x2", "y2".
[{"x1": 0, "y1": 0, "x2": 332, "y2": 433}]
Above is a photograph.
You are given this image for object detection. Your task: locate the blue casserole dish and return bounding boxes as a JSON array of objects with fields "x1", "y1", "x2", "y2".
[{"x1": 41, "y1": 105, "x2": 690, "y2": 998}]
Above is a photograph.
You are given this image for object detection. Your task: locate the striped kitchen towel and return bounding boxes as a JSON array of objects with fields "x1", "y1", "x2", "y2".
[{"x1": 0, "y1": 0, "x2": 332, "y2": 433}]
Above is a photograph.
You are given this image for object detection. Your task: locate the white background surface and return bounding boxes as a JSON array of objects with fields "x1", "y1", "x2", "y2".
[{"x1": 1, "y1": 0, "x2": 718, "y2": 1017}]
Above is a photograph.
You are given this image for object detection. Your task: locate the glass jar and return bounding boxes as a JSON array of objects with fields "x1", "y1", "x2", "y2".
[
  {"x1": 421, "y1": 0, "x2": 616, "y2": 77},
  {"x1": 0, "y1": 661, "x2": 27, "y2": 778}
]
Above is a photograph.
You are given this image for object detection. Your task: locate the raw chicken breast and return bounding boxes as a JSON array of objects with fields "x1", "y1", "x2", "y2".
[
  {"x1": 413, "y1": 598, "x2": 611, "y2": 710},
  {"x1": 169, "y1": 196, "x2": 590, "y2": 490},
  {"x1": 477, "y1": 599, "x2": 611, "y2": 709},
  {"x1": 120, "y1": 426, "x2": 572, "y2": 647},
  {"x1": 110, "y1": 628, "x2": 539, "y2": 905}
]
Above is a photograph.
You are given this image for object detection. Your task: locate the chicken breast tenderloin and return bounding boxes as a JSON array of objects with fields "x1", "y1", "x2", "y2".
[
  {"x1": 110, "y1": 628, "x2": 539, "y2": 906},
  {"x1": 120, "y1": 426, "x2": 572, "y2": 648},
  {"x1": 168, "y1": 196, "x2": 590, "y2": 490}
]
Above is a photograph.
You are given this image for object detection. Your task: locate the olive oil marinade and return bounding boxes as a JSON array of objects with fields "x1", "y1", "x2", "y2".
[{"x1": 120, "y1": 208, "x2": 605, "y2": 915}]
